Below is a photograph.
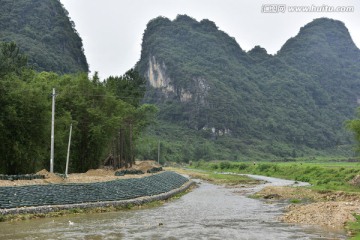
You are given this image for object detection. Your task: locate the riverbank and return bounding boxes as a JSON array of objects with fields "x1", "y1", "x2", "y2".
[
  {"x1": 255, "y1": 186, "x2": 360, "y2": 235},
  {"x1": 0, "y1": 172, "x2": 341, "y2": 240},
  {"x1": 165, "y1": 167, "x2": 262, "y2": 186},
  {"x1": 0, "y1": 179, "x2": 195, "y2": 222},
  {"x1": 189, "y1": 161, "x2": 360, "y2": 238},
  {"x1": 0, "y1": 170, "x2": 194, "y2": 222}
]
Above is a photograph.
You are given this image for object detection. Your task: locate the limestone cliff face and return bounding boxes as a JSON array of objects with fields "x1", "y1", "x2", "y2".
[
  {"x1": 193, "y1": 77, "x2": 210, "y2": 105},
  {"x1": 146, "y1": 56, "x2": 210, "y2": 104},
  {"x1": 145, "y1": 56, "x2": 229, "y2": 136},
  {"x1": 147, "y1": 56, "x2": 175, "y2": 97}
]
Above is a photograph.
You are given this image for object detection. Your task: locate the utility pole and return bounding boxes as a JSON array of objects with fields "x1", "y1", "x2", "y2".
[
  {"x1": 129, "y1": 123, "x2": 133, "y2": 167},
  {"x1": 65, "y1": 123, "x2": 72, "y2": 177},
  {"x1": 157, "y1": 140, "x2": 160, "y2": 164},
  {"x1": 50, "y1": 88, "x2": 56, "y2": 173},
  {"x1": 120, "y1": 128, "x2": 124, "y2": 168}
]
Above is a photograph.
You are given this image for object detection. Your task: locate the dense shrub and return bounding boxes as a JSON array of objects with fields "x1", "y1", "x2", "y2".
[{"x1": 219, "y1": 161, "x2": 231, "y2": 170}]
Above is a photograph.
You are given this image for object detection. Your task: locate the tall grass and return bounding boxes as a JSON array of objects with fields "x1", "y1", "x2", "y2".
[{"x1": 192, "y1": 161, "x2": 360, "y2": 192}]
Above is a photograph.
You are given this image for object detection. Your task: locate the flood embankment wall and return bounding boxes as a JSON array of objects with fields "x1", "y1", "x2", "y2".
[{"x1": 0, "y1": 171, "x2": 194, "y2": 215}]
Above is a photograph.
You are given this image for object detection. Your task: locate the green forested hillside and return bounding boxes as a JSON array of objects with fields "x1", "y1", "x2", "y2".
[
  {"x1": 0, "y1": 0, "x2": 88, "y2": 74},
  {"x1": 135, "y1": 15, "x2": 360, "y2": 162}
]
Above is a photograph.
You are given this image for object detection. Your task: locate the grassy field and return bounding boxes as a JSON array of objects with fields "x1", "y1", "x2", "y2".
[
  {"x1": 166, "y1": 167, "x2": 261, "y2": 185},
  {"x1": 191, "y1": 160, "x2": 360, "y2": 192}
]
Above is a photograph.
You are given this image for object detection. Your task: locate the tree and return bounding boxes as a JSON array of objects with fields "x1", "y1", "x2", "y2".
[
  {"x1": 346, "y1": 110, "x2": 360, "y2": 154},
  {"x1": 52, "y1": 73, "x2": 127, "y2": 172},
  {"x1": 0, "y1": 42, "x2": 28, "y2": 77},
  {"x1": 103, "y1": 69, "x2": 156, "y2": 168},
  {"x1": 104, "y1": 69, "x2": 146, "y2": 107},
  {"x1": 0, "y1": 44, "x2": 49, "y2": 174},
  {"x1": 0, "y1": 42, "x2": 157, "y2": 174}
]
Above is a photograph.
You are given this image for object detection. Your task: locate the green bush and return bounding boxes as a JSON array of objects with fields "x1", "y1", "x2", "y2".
[
  {"x1": 219, "y1": 161, "x2": 231, "y2": 170},
  {"x1": 211, "y1": 164, "x2": 219, "y2": 170},
  {"x1": 238, "y1": 163, "x2": 248, "y2": 170},
  {"x1": 256, "y1": 163, "x2": 272, "y2": 172},
  {"x1": 295, "y1": 176, "x2": 310, "y2": 182},
  {"x1": 290, "y1": 199, "x2": 301, "y2": 204}
]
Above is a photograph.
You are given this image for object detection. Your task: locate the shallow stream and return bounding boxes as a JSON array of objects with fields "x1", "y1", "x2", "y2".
[{"x1": 0, "y1": 174, "x2": 347, "y2": 239}]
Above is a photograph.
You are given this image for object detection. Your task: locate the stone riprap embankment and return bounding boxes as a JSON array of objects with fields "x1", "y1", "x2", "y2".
[
  {"x1": 0, "y1": 171, "x2": 192, "y2": 215},
  {"x1": 0, "y1": 174, "x2": 45, "y2": 181}
]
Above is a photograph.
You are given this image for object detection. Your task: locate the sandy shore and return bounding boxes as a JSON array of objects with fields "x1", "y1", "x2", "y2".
[{"x1": 256, "y1": 186, "x2": 360, "y2": 231}]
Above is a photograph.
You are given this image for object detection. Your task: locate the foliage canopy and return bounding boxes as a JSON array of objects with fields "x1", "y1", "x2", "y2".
[
  {"x1": 0, "y1": 0, "x2": 88, "y2": 74},
  {"x1": 0, "y1": 42, "x2": 156, "y2": 174},
  {"x1": 135, "y1": 16, "x2": 360, "y2": 161}
]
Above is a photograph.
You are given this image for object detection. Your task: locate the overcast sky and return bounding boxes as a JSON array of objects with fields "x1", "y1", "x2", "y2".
[{"x1": 60, "y1": 0, "x2": 360, "y2": 80}]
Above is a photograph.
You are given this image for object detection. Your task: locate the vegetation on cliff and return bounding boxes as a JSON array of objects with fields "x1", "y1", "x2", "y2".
[
  {"x1": 0, "y1": 0, "x2": 88, "y2": 74},
  {"x1": 135, "y1": 15, "x2": 360, "y2": 162}
]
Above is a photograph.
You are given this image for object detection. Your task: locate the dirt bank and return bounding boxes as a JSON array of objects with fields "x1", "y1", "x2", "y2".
[
  {"x1": 281, "y1": 201, "x2": 360, "y2": 229},
  {"x1": 256, "y1": 186, "x2": 360, "y2": 230},
  {"x1": 0, "y1": 160, "x2": 161, "y2": 187}
]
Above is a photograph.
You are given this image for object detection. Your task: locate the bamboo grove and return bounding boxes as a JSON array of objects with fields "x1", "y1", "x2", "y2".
[{"x1": 0, "y1": 42, "x2": 157, "y2": 174}]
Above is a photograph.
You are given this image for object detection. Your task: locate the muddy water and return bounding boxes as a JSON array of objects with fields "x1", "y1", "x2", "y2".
[{"x1": 0, "y1": 175, "x2": 347, "y2": 240}]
